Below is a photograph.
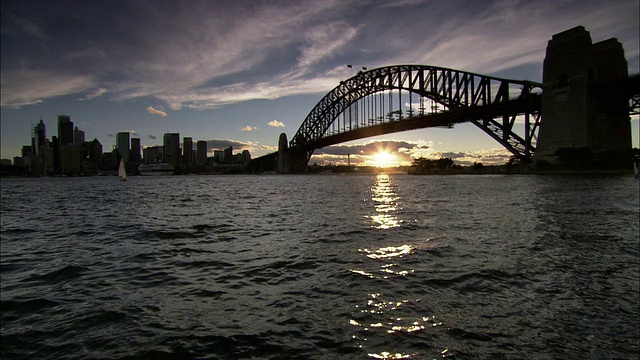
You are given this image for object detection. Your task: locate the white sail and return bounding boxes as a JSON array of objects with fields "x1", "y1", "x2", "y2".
[{"x1": 118, "y1": 159, "x2": 127, "y2": 181}]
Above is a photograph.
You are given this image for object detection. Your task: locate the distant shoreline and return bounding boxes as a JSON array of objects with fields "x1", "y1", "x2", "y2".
[{"x1": 406, "y1": 168, "x2": 635, "y2": 176}]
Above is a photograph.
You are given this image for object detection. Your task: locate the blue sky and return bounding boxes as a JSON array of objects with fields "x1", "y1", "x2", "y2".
[{"x1": 1, "y1": 0, "x2": 638, "y2": 166}]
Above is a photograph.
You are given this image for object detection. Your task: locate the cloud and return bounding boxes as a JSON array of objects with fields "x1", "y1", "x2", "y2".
[
  {"x1": 298, "y1": 22, "x2": 358, "y2": 67},
  {"x1": 129, "y1": 130, "x2": 138, "y2": 136},
  {"x1": 260, "y1": 144, "x2": 277, "y2": 151},
  {"x1": 148, "y1": 135, "x2": 157, "y2": 139},
  {"x1": 0, "y1": 70, "x2": 94, "y2": 108},
  {"x1": 239, "y1": 125, "x2": 257, "y2": 132},
  {"x1": 1, "y1": 0, "x2": 637, "y2": 114},
  {"x1": 206, "y1": 139, "x2": 254, "y2": 151},
  {"x1": 79, "y1": 87, "x2": 108, "y2": 101},
  {"x1": 147, "y1": 106, "x2": 167, "y2": 117},
  {"x1": 268, "y1": 120, "x2": 285, "y2": 127}
]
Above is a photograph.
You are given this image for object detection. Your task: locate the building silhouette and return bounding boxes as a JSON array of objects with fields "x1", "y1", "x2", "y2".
[
  {"x1": 116, "y1": 132, "x2": 130, "y2": 162},
  {"x1": 32, "y1": 119, "x2": 52, "y2": 176},
  {"x1": 196, "y1": 140, "x2": 207, "y2": 165},
  {"x1": 183, "y1": 137, "x2": 193, "y2": 167},
  {"x1": 74, "y1": 127, "x2": 85, "y2": 145},
  {"x1": 57, "y1": 115, "x2": 81, "y2": 175},
  {"x1": 224, "y1": 146, "x2": 233, "y2": 163},
  {"x1": 130, "y1": 138, "x2": 141, "y2": 162},
  {"x1": 89, "y1": 138, "x2": 103, "y2": 165},
  {"x1": 143, "y1": 145, "x2": 163, "y2": 164},
  {"x1": 57, "y1": 115, "x2": 73, "y2": 145},
  {"x1": 163, "y1": 133, "x2": 181, "y2": 167},
  {"x1": 10, "y1": 118, "x2": 251, "y2": 176}
]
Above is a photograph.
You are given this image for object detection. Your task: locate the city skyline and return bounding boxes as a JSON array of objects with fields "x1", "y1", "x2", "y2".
[{"x1": 1, "y1": 0, "x2": 639, "y2": 167}]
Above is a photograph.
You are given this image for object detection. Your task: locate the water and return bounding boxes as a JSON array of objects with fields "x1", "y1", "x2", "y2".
[{"x1": 1, "y1": 174, "x2": 638, "y2": 359}]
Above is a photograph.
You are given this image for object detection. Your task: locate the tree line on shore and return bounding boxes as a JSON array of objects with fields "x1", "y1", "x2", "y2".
[{"x1": 409, "y1": 147, "x2": 639, "y2": 174}]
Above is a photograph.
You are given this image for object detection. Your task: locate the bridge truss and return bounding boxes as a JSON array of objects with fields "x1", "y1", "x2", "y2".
[{"x1": 289, "y1": 65, "x2": 542, "y2": 170}]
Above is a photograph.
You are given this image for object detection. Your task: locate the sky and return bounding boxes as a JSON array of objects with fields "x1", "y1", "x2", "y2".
[{"x1": 1, "y1": 0, "x2": 639, "y2": 167}]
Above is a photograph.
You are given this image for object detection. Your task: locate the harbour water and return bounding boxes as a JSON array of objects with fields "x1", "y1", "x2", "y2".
[{"x1": 1, "y1": 174, "x2": 638, "y2": 359}]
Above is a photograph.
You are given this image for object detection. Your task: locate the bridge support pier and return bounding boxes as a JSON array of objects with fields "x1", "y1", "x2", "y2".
[
  {"x1": 277, "y1": 133, "x2": 290, "y2": 174},
  {"x1": 535, "y1": 26, "x2": 631, "y2": 162}
]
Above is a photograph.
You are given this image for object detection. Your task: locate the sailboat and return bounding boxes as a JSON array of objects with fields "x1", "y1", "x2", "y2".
[{"x1": 118, "y1": 159, "x2": 127, "y2": 181}]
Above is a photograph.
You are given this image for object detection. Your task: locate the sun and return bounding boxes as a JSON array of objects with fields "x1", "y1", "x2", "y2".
[{"x1": 369, "y1": 151, "x2": 398, "y2": 168}]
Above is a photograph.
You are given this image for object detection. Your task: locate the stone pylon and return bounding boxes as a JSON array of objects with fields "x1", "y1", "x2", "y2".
[{"x1": 535, "y1": 26, "x2": 631, "y2": 161}]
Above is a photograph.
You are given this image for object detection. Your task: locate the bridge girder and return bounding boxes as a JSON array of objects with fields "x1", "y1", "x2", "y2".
[{"x1": 289, "y1": 65, "x2": 542, "y2": 171}]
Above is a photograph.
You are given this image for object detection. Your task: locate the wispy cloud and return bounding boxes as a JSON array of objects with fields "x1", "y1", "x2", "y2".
[
  {"x1": 1, "y1": 0, "x2": 637, "y2": 113},
  {"x1": 0, "y1": 70, "x2": 94, "y2": 108},
  {"x1": 239, "y1": 125, "x2": 257, "y2": 132},
  {"x1": 79, "y1": 87, "x2": 108, "y2": 101},
  {"x1": 206, "y1": 139, "x2": 254, "y2": 151},
  {"x1": 148, "y1": 135, "x2": 157, "y2": 139},
  {"x1": 147, "y1": 106, "x2": 167, "y2": 117},
  {"x1": 298, "y1": 22, "x2": 358, "y2": 67},
  {"x1": 268, "y1": 120, "x2": 285, "y2": 127}
]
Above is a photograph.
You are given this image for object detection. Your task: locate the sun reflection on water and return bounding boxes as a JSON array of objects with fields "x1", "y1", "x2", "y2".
[
  {"x1": 369, "y1": 174, "x2": 400, "y2": 229},
  {"x1": 349, "y1": 291, "x2": 445, "y2": 358},
  {"x1": 348, "y1": 175, "x2": 449, "y2": 357}
]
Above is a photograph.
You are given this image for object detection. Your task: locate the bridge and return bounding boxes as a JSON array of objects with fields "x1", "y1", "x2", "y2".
[{"x1": 250, "y1": 26, "x2": 639, "y2": 173}]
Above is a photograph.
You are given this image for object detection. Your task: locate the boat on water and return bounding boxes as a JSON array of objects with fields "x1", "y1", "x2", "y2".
[
  {"x1": 138, "y1": 162, "x2": 174, "y2": 176},
  {"x1": 118, "y1": 159, "x2": 127, "y2": 181}
]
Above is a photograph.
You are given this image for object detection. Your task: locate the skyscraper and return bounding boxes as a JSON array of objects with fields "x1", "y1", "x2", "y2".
[
  {"x1": 130, "y1": 138, "x2": 141, "y2": 162},
  {"x1": 196, "y1": 140, "x2": 207, "y2": 165},
  {"x1": 183, "y1": 137, "x2": 193, "y2": 166},
  {"x1": 34, "y1": 119, "x2": 46, "y2": 149},
  {"x1": 163, "y1": 133, "x2": 180, "y2": 167},
  {"x1": 57, "y1": 115, "x2": 80, "y2": 174},
  {"x1": 32, "y1": 119, "x2": 47, "y2": 176},
  {"x1": 89, "y1": 138, "x2": 103, "y2": 165},
  {"x1": 57, "y1": 115, "x2": 73, "y2": 145},
  {"x1": 74, "y1": 127, "x2": 85, "y2": 144},
  {"x1": 116, "y1": 132, "x2": 130, "y2": 162}
]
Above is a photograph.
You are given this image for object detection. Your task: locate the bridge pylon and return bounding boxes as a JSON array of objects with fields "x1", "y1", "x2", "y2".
[
  {"x1": 535, "y1": 26, "x2": 632, "y2": 161},
  {"x1": 277, "y1": 133, "x2": 290, "y2": 174}
]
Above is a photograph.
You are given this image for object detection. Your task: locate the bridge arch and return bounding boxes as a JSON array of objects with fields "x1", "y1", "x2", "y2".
[{"x1": 288, "y1": 65, "x2": 542, "y2": 172}]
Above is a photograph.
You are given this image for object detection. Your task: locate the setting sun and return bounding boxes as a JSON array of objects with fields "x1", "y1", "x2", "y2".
[{"x1": 369, "y1": 151, "x2": 398, "y2": 168}]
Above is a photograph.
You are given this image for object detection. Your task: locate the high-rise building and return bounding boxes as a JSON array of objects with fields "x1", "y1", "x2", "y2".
[
  {"x1": 241, "y1": 150, "x2": 251, "y2": 163},
  {"x1": 31, "y1": 119, "x2": 48, "y2": 176},
  {"x1": 196, "y1": 140, "x2": 207, "y2": 165},
  {"x1": 116, "y1": 132, "x2": 130, "y2": 162},
  {"x1": 57, "y1": 115, "x2": 80, "y2": 175},
  {"x1": 143, "y1": 146, "x2": 163, "y2": 164},
  {"x1": 34, "y1": 119, "x2": 46, "y2": 149},
  {"x1": 74, "y1": 127, "x2": 85, "y2": 144},
  {"x1": 163, "y1": 133, "x2": 180, "y2": 167},
  {"x1": 57, "y1": 115, "x2": 73, "y2": 145},
  {"x1": 52, "y1": 137, "x2": 60, "y2": 174},
  {"x1": 213, "y1": 150, "x2": 224, "y2": 163},
  {"x1": 183, "y1": 137, "x2": 193, "y2": 166},
  {"x1": 89, "y1": 138, "x2": 103, "y2": 165},
  {"x1": 130, "y1": 138, "x2": 141, "y2": 162},
  {"x1": 224, "y1": 146, "x2": 233, "y2": 163}
]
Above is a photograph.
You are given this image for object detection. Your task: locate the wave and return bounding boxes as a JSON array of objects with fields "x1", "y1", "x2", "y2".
[
  {"x1": 25, "y1": 264, "x2": 91, "y2": 285},
  {"x1": 1, "y1": 298, "x2": 60, "y2": 313}
]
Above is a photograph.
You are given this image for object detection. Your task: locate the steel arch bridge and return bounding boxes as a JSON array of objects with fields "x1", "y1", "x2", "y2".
[{"x1": 284, "y1": 65, "x2": 543, "y2": 172}]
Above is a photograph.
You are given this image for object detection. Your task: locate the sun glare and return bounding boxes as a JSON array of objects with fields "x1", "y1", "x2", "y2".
[{"x1": 370, "y1": 152, "x2": 398, "y2": 168}]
